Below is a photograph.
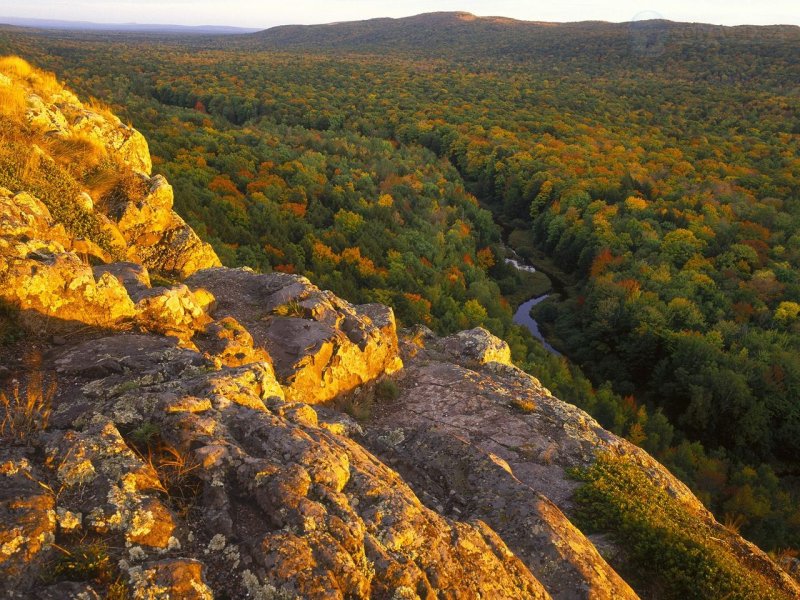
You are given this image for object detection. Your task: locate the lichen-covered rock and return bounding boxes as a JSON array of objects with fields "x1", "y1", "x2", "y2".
[
  {"x1": 129, "y1": 559, "x2": 213, "y2": 600},
  {"x1": 362, "y1": 328, "x2": 800, "y2": 599},
  {"x1": 110, "y1": 175, "x2": 220, "y2": 278},
  {"x1": 0, "y1": 249, "x2": 137, "y2": 330},
  {"x1": 187, "y1": 268, "x2": 402, "y2": 403},
  {"x1": 194, "y1": 316, "x2": 273, "y2": 367},
  {"x1": 126, "y1": 498, "x2": 176, "y2": 549},
  {"x1": 0, "y1": 189, "x2": 138, "y2": 330},
  {"x1": 0, "y1": 189, "x2": 68, "y2": 248},
  {"x1": 0, "y1": 189, "x2": 217, "y2": 337},
  {"x1": 0, "y1": 457, "x2": 56, "y2": 584},
  {"x1": 368, "y1": 426, "x2": 637, "y2": 600},
  {"x1": 34, "y1": 333, "x2": 550, "y2": 599},
  {"x1": 441, "y1": 327, "x2": 513, "y2": 366}
]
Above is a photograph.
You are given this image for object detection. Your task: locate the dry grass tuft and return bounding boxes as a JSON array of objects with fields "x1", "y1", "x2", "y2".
[
  {"x1": 0, "y1": 55, "x2": 60, "y2": 96},
  {"x1": 126, "y1": 428, "x2": 202, "y2": 516},
  {"x1": 336, "y1": 392, "x2": 375, "y2": 423},
  {"x1": 0, "y1": 85, "x2": 28, "y2": 118},
  {"x1": 47, "y1": 132, "x2": 108, "y2": 178},
  {"x1": 86, "y1": 97, "x2": 119, "y2": 122},
  {"x1": 96, "y1": 167, "x2": 148, "y2": 213},
  {"x1": 0, "y1": 55, "x2": 33, "y2": 78},
  {"x1": 722, "y1": 512, "x2": 746, "y2": 535},
  {"x1": 0, "y1": 371, "x2": 56, "y2": 443}
]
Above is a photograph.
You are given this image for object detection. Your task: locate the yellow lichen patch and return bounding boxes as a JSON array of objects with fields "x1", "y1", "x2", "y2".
[
  {"x1": 0, "y1": 529, "x2": 24, "y2": 559},
  {"x1": 56, "y1": 508, "x2": 83, "y2": 533},
  {"x1": 57, "y1": 458, "x2": 97, "y2": 487},
  {"x1": 127, "y1": 499, "x2": 175, "y2": 549}
]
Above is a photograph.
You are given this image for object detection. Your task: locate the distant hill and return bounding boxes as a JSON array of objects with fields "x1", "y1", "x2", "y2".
[
  {"x1": 0, "y1": 16, "x2": 259, "y2": 34},
  {"x1": 250, "y1": 11, "x2": 800, "y2": 65}
]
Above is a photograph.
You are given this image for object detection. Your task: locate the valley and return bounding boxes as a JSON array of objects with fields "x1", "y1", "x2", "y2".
[{"x1": 1, "y1": 11, "x2": 800, "y2": 597}]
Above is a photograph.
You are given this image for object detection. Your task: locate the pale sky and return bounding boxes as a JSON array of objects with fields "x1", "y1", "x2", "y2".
[{"x1": 0, "y1": 0, "x2": 797, "y2": 28}]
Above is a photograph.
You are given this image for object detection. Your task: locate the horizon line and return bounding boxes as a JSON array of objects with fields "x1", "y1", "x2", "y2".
[{"x1": 1, "y1": 11, "x2": 799, "y2": 32}]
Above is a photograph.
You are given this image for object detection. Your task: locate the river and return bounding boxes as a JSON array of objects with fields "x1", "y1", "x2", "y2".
[
  {"x1": 503, "y1": 251, "x2": 562, "y2": 356},
  {"x1": 513, "y1": 294, "x2": 561, "y2": 356}
]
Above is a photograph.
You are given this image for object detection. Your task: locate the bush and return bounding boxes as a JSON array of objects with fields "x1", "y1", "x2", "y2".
[
  {"x1": 374, "y1": 379, "x2": 399, "y2": 402},
  {"x1": 570, "y1": 454, "x2": 792, "y2": 600}
]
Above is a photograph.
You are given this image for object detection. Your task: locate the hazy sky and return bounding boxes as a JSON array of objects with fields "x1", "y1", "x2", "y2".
[{"x1": 1, "y1": 0, "x2": 797, "y2": 28}]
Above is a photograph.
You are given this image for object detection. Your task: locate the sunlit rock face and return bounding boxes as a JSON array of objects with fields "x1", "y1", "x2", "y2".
[
  {"x1": 3, "y1": 62, "x2": 219, "y2": 280},
  {"x1": 187, "y1": 267, "x2": 402, "y2": 404},
  {"x1": 1, "y1": 59, "x2": 798, "y2": 600},
  {"x1": 362, "y1": 328, "x2": 800, "y2": 599},
  {"x1": 109, "y1": 175, "x2": 221, "y2": 278},
  {"x1": 14, "y1": 333, "x2": 545, "y2": 599}
]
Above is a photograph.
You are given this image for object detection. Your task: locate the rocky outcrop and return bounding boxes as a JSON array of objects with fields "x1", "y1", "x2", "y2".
[
  {"x1": 0, "y1": 332, "x2": 549, "y2": 599},
  {"x1": 0, "y1": 189, "x2": 137, "y2": 329},
  {"x1": 26, "y1": 87, "x2": 152, "y2": 175},
  {"x1": 109, "y1": 175, "x2": 220, "y2": 278},
  {"x1": 4, "y1": 60, "x2": 219, "y2": 279},
  {"x1": 362, "y1": 327, "x2": 800, "y2": 599},
  {"x1": 187, "y1": 268, "x2": 402, "y2": 403}
]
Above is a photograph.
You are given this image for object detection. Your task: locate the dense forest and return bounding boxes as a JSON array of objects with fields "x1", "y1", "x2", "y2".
[{"x1": 1, "y1": 13, "x2": 799, "y2": 554}]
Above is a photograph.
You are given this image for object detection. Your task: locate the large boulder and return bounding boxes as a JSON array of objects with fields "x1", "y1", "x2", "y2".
[
  {"x1": 187, "y1": 268, "x2": 402, "y2": 403},
  {"x1": 110, "y1": 176, "x2": 221, "y2": 279}
]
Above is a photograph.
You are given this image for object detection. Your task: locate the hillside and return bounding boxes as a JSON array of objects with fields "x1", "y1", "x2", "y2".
[
  {"x1": 2, "y1": 59, "x2": 799, "y2": 599},
  {"x1": 250, "y1": 12, "x2": 800, "y2": 81}
]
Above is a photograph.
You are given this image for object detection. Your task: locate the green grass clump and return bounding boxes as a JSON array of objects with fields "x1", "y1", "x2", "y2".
[
  {"x1": 0, "y1": 299, "x2": 22, "y2": 345},
  {"x1": 52, "y1": 541, "x2": 113, "y2": 583},
  {"x1": 374, "y1": 379, "x2": 399, "y2": 402},
  {"x1": 335, "y1": 392, "x2": 375, "y2": 423},
  {"x1": 570, "y1": 454, "x2": 792, "y2": 600},
  {"x1": 127, "y1": 421, "x2": 160, "y2": 451}
]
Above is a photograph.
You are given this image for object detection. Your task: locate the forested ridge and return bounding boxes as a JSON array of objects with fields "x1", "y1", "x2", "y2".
[{"x1": 2, "y1": 13, "x2": 800, "y2": 556}]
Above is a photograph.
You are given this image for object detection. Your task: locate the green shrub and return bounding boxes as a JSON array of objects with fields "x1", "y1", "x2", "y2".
[
  {"x1": 374, "y1": 379, "x2": 399, "y2": 402},
  {"x1": 570, "y1": 454, "x2": 792, "y2": 600}
]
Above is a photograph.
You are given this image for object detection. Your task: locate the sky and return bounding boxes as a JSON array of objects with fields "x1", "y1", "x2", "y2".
[{"x1": 0, "y1": 0, "x2": 797, "y2": 28}]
